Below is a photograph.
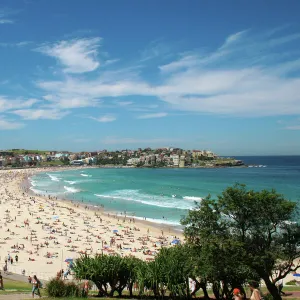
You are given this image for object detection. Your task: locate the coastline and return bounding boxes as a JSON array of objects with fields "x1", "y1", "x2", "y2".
[
  {"x1": 25, "y1": 167, "x2": 183, "y2": 231},
  {"x1": 0, "y1": 167, "x2": 182, "y2": 281},
  {"x1": 0, "y1": 167, "x2": 182, "y2": 280}
]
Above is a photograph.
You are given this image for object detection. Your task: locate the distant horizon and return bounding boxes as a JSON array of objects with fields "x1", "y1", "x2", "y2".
[{"x1": 0, "y1": 0, "x2": 300, "y2": 154}]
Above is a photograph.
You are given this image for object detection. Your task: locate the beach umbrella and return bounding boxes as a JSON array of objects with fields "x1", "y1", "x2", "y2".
[
  {"x1": 171, "y1": 239, "x2": 180, "y2": 245},
  {"x1": 65, "y1": 258, "x2": 73, "y2": 263},
  {"x1": 113, "y1": 230, "x2": 118, "y2": 233}
]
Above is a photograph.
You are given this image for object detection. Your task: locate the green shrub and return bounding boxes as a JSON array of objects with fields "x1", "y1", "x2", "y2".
[
  {"x1": 64, "y1": 282, "x2": 80, "y2": 297},
  {"x1": 46, "y1": 278, "x2": 65, "y2": 297},
  {"x1": 286, "y1": 280, "x2": 296, "y2": 285},
  {"x1": 263, "y1": 293, "x2": 273, "y2": 300},
  {"x1": 46, "y1": 278, "x2": 86, "y2": 298}
]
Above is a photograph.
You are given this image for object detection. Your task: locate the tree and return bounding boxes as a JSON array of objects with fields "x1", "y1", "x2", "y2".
[
  {"x1": 181, "y1": 183, "x2": 300, "y2": 300},
  {"x1": 73, "y1": 254, "x2": 143, "y2": 297}
]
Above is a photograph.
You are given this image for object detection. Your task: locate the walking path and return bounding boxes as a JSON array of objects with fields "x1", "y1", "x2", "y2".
[{"x1": 0, "y1": 294, "x2": 32, "y2": 300}]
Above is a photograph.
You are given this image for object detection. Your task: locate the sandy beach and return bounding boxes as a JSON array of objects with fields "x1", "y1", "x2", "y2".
[{"x1": 0, "y1": 168, "x2": 182, "y2": 281}]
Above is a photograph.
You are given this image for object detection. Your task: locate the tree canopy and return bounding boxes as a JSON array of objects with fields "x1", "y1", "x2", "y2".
[{"x1": 181, "y1": 183, "x2": 300, "y2": 300}]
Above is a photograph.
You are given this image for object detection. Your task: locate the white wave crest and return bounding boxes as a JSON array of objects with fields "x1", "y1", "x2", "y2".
[
  {"x1": 118, "y1": 214, "x2": 181, "y2": 226},
  {"x1": 30, "y1": 180, "x2": 37, "y2": 187},
  {"x1": 64, "y1": 180, "x2": 77, "y2": 185},
  {"x1": 183, "y1": 196, "x2": 202, "y2": 201},
  {"x1": 47, "y1": 173, "x2": 60, "y2": 182},
  {"x1": 30, "y1": 187, "x2": 58, "y2": 196},
  {"x1": 64, "y1": 186, "x2": 81, "y2": 193},
  {"x1": 80, "y1": 174, "x2": 91, "y2": 177},
  {"x1": 95, "y1": 189, "x2": 195, "y2": 210}
]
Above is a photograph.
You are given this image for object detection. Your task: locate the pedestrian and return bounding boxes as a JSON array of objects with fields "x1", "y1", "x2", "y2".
[
  {"x1": 15, "y1": 255, "x2": 18, "y2": 263},
  {"x1": 10, "y1": 258, "x2": 13, "y2": 264},
  {"x1": 249, "y1": 281, "x2": 263, "y2": 300},
  {"x1": 233, "y1": 288, "x2": 244, "y2": 300},
  {"x1": 28, "y1": 275, "x2": 32, "y2": 284},
  {"x1": 31, "y1": 275, "x2": 41, "y2": 298},
  {"x1": 83, "y1": 280, "x2": 89, "y2": 296},
  {"x1": 276, "y1": 279, "x2": 286, "y2": 296},
  {"x1": 0, "y1": 271, "x2": 4, "y2": 290}
]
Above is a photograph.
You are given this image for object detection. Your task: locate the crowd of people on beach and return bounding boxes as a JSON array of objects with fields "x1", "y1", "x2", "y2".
[{"x1": 0, "y1": 168, "x2": 180, "y2": 284}]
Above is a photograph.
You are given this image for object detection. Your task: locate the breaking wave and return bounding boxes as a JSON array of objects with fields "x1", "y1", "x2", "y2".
[
  {"x1": 95, "y1": 189, "x2": 195, "y2": 210},
  {"x1": 64, "y1": 186, "x2": 81, "y2": 193},
  {"x1": 183, "y1": 196, "x2": 202, "y2": 201},
  {"x1": 47, "y1": 173, "x2": 61, "y2": 182}
]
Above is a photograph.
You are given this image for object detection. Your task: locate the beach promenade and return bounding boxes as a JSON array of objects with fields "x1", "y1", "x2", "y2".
[{"x1": 0, "y1": 168, "x2": 181, "y2": 281}]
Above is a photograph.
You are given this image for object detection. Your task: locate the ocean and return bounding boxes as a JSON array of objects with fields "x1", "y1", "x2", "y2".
[{"x1": 29, "y1": 156, "x2": 300, "y2": 226}]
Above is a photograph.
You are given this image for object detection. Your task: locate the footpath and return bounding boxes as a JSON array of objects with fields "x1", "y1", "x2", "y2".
[{"x1": 0, "y1": 294, "x2": 32, "y2": 300}]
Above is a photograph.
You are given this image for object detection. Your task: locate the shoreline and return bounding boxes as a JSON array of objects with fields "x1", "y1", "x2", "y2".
[
  {"x1": 0, "y1": 167, "x2": 183, "y2": 281},
  {"x1": 25, "y1": 170, "x2": 183, "y2": 233}
]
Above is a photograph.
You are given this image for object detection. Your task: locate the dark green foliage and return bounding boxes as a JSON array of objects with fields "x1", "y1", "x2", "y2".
[
  {"x1": 182, "y1": 183, "x2": 300, "y2": 300},
  {"x1": 46, "y1": 278, "x2": 85, "y2": 298},
  {"x1": 46, "y1": 278, "x2": 65, "y2": 297},
  {"x1": 73, "y1": 254, "x2": 141, "y2": 297}
]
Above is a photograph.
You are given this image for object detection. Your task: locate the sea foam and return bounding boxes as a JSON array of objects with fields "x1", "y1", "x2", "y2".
[
  {"x1": 47, "y1": 173, "x2": 61, "y2": 182},
  {"x1": 183, "y1": 196, "x2": 202, "y2": 201},
  {"x1": 95, "y1": 189, "x2": 195, "y2": 210},
  {"x1": 64, "y1": 180, "x2": 77, "y2": 185},
  {"x1": 64, "y1": 186, "x2": 81, "y2": 193}
]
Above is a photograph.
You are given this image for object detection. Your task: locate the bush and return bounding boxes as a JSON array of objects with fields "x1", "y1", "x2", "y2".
[
  {"x1": 46, "y1": 278, "x2": 65, "y2": 297},
  {"x1": 286, "y1": 280, "x2": 296, "y2": 285},
  {"x1": 46, "y1": 278, "x2": 86, "y2": 298}
]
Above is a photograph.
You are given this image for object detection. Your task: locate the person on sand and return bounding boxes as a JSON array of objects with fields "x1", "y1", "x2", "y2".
[
  {"x1": 31, "y1": 275, "x2": 41, "y2": 298},
  {"x1": 233, "y1": 288, "x2": 244, "y2": 300},
  {"x1": 83, "y1": 280, "x2": 89, "y2": 296},
  {"x1": 0, "y1": 271, "x2": 4, "y2": 290},
  {"x1": 249, "y1": 281, "x2": 263, "y2": 300},
  {"x1": 276, "y1": 278, "x2": 286, "y2": 296}
]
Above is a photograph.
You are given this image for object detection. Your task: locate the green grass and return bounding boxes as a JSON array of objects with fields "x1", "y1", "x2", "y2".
[
  {"x1": 8, "y1": 149, "x2": 48, "y2": 155},
  {"x1": 0, "y1": 278, "x2": 32, "y2": 294},
  {"x1": 3, "y1": 279, "x2": 300, "y2": 300}
]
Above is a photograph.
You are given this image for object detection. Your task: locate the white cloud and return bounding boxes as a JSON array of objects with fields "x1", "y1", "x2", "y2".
[
  {"x1": 30, "y1": 28, "x2": 300, "y2": 117},
  {"x1": 42, "y1": 93, "x2": 101, "y2": 109},
  {"x1": 104, "y1": 59, "x2": 120, "y2": 66},
  {"x1": 116, "y1": 101, "x2": 133, "y2": 106},
  {"x1": 159, "y1": 54, "x2": 199, "y2": 73},
  {"x1": 0, "y1": 97, "x2": 37, "y2": 112},
  {"x1": 0, "y1": 9, "x2": 17, "y2": 25},
  {"x1": 0, "y1": 117, "x2": 24, "y2": 130},
  {"x1": 37, "y1": 37, "x2": 101, "y2": 73},
  {"x1": 12, "y1": 109, "x2": 69, "y2": 120},
  {"x1": 90, "y1": 115, "x2": 116, "y2": 122},
  {"x1": 285, "y1": 125, "x2": 300, "y2": 130},
  {"x1": 137, "y1": 112, "x2": 167, "y2": 119},
  {"x1": 0, "y1": 19, "x2": 13, "y2": 24}
]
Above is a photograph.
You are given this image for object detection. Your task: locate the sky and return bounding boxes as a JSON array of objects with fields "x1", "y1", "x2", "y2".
[{"x1": 0, "y1": 0, "x2": 300, "y2": 155}]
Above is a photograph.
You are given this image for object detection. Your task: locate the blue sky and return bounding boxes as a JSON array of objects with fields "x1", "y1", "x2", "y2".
[{"x1": 0, "y1": 0, "x2": 300, "y2": 155}]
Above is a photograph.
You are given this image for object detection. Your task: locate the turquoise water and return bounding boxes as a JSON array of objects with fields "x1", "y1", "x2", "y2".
[{"x1": 30, "y1": 156, "x2": 300, "y2": 225}]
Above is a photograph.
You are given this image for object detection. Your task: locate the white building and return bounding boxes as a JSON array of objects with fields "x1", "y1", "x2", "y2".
[{"x1": 170, "y1": 154, "x2": 179, "y2": 166}]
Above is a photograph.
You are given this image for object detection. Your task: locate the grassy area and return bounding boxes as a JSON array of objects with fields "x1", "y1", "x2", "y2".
[
  {"x1": 0, "y1": 278, "x2": 32, "y2": 294},
  {"x1": 8, "y1": 149, "x2": 48, "y2": 155},
  {"x1": 3, "y1": 278, "x2": 300, "y2": 299}
]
